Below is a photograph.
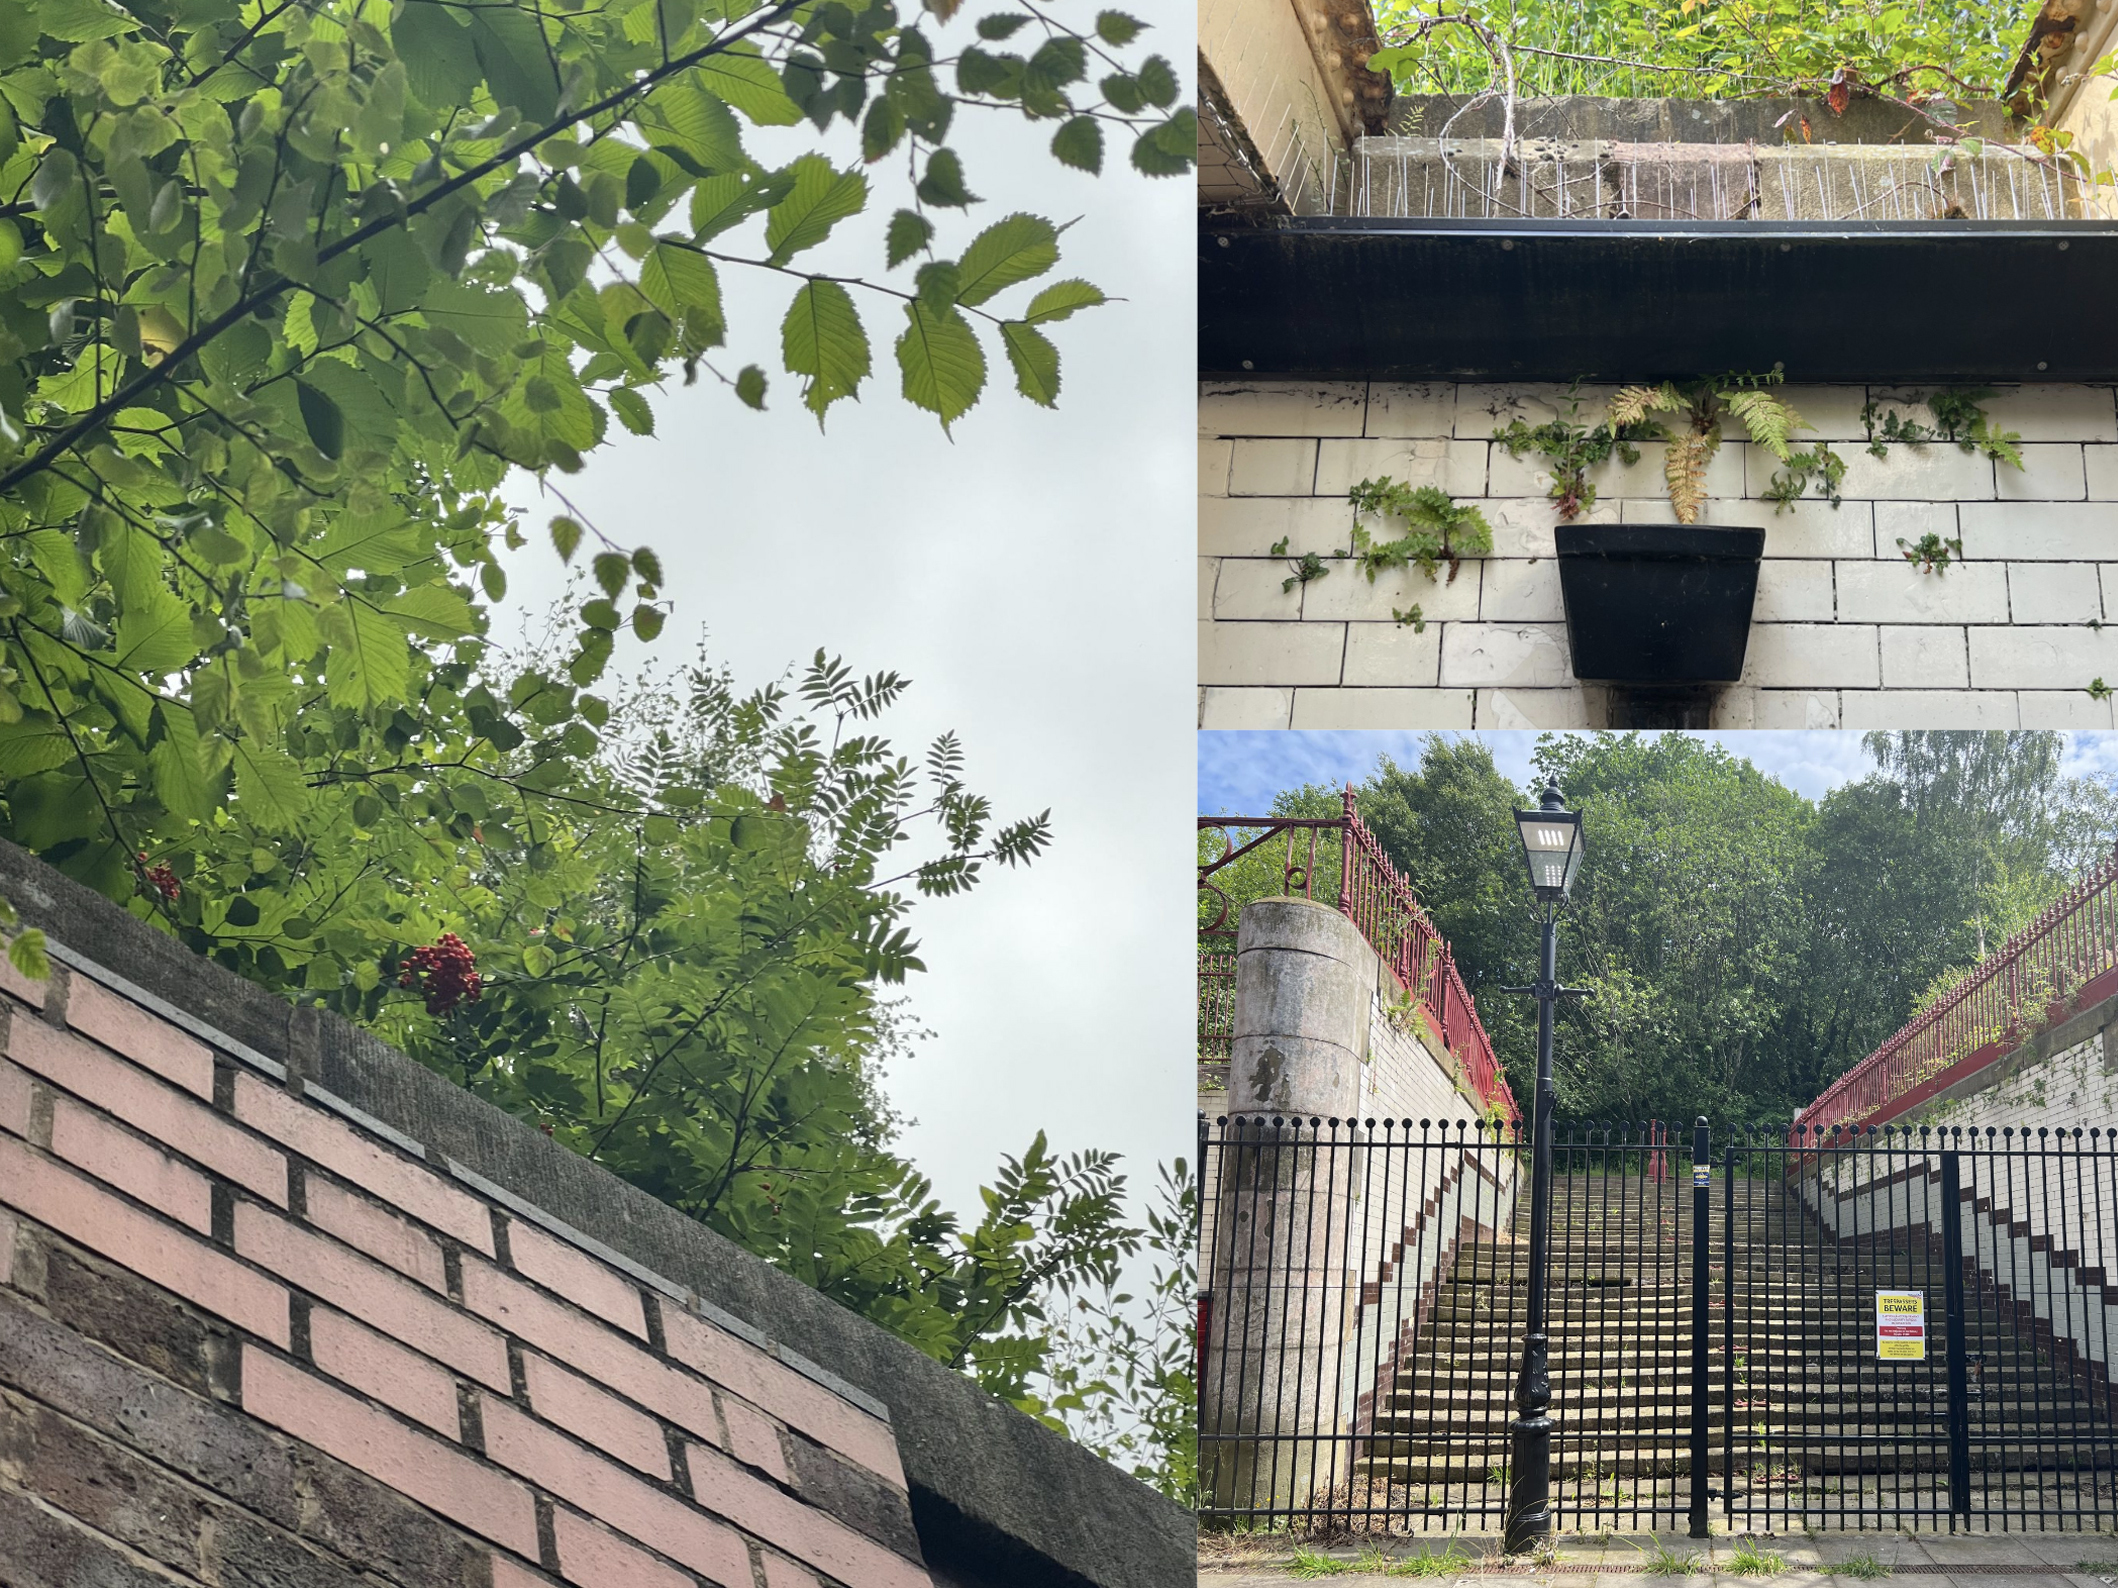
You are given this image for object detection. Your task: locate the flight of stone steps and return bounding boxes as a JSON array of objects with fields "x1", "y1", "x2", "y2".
[{"x1": 1356, "y1": 1170, "x2": 2113, "y2": 1525}]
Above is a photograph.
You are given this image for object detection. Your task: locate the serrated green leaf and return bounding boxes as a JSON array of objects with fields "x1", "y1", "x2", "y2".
[
  {"x1": 593, "y1": 552, "x2": 631, "y2": 599},
  {"x1": 1051, "y1": 116, "x2": 1103, "y2": 173},
  {"x1": 1001, "y1": 322, "x2": 1060, "y2": 407},
  {"x1": 896, "y1": 302, "x2": 986, "y2": 432},
  {"x1": 954, "y1": 214, "x2": 1059, "y2": 307},
  {"x1": 633, "y1": 604, "x2": 667, "y2": 641},
  {"x1": 551, "y1": 516, "x2": 583, "y2": 563},
  {"x1": 1023, "y1": 278, "x2": 1108, "y2": 324},
  {"x1": 321, "y1": 600, "x2": 411, "y2": 709},
  {"x1": 1135, "y1": 53, "x2": 1179, "y2": 107},
  {"x1": 915, "y1": 149, "x2": 978, "y2": 209},
  {"x1": 1132, "y1": 107, "x2": 1196, "y2": 176},
  {"x1": 147, "y1": 703, "x2": 215, "y2": 822},
  {"x1": 112, "y1": 586, "x2": 196, "y2": 678},
  {"x1": 886, "y1": 209, "x2": 934, "y2": 269},
  {"x1": 782, "y1": 279, "x2": 870, "y2": 423},
  {"x1": 8, "y1": 929, "x2": 49, "y2": 982},
  {"x1": 695, "y1": 52, "x2": 803, "y2": 127},
  {"x1": 230, "y1": 738, "x2": 310, "y2": 830},
  {"x1": 1095, "y1": 10, "x2": 1146, "y2": 45},
  {"x1": 763, "y1": 155, "x2": 868, "y2": 265},
  {"x1": 977, "y1": 13, "x2": 1033, "y2": 37},
  {"x1": 386, "y1": 583, "x2": 479, "y2": 639},
  {"x1": 639, "y1": 242, "x2": 723, "y2": 325},
  {"x1": 735, "y1": 365, "x2": 767, "y2": 409},
  {"x1": 609, "y1": 387, "x2": 655, "y2": 435}
]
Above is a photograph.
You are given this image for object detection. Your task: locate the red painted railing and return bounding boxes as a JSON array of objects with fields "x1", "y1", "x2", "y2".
[
  {"x1": 1797, "y1": 845, "x2": 2118, "y2": 1134},
  {"x1": 1198, "y1": 789, "x2": 1519, "y2": 1127}
]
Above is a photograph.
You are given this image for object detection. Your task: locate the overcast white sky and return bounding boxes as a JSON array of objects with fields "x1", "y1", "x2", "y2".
[
  {"x1": 1200, "y1": 730, "x2": 2118, "y2": 813},
  {"x1": 493, "y1": 29, "x2": 1195, "y2": 1226}
]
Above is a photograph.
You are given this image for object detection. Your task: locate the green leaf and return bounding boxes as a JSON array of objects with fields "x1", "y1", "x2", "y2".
[
  {"x1": 551, "y1": 516, "x2": 584, "y2": 563},
  {"x1": 639, "y1": 243, "x2": 723, "y2": 340},
  {"x1": 896, "y1": 302, "x2": 986, "y2": 432},
  {"x1": 695, "y1": 53, "x2": 803, "y2": 127},
  {"x1": 1131, "y1": 107, "x2": 1196, "y2": 176},
  {"x1": 1051, "y1": 116, "x2": 1103, "y2": 174},
  {"x1": 609, "y1": 388, "x2": 655, "y2": 436},
  {"x1": 764, "y1": 156, "x2": 868, "y2": 265},
  {"x1": 112, "y1": 587, "x2": 196, "y2": 678},
  {"x1": 8, "y1": 929, "x2": 49, "y2": 983},
  {"x1": 1135, "y1": 53, "x2": 1179, "y2": 107},
  {"x1": 915, "y1": 149, "x2": 979, "y2": 209},
  {"x1": 1023, "y1": 279, "x2": 1108, "y2": 324},
  {"x1": 1095, "y1": 11, "x2": 1146, "y2": 45},
  {"x1": 633, "y1": 604, "x2": 666, "y2": 640},
  {"x1": 632, "y1": 548, "x2": 663, "y2": 585},
  {"x1": 886, "y1": 209, "x2": 934, "y2": 269},
  {"x1": 522, "y1": 941, "x2": 555, "y2": 977},
  {"x1": 782, "y1": 279, "x2": 870, "y2": 423},
  {"x1": 295, "y1": 380, "x2": 345, "y2": 460},
  {"x1": 467, "y1": 5, "x2": 560, "y2": 122},
  {"x1": 650, "y1": 83, "x2": 746, "y2": 170},
  {"x1": 977, "y1": 13, "x2": 1033, "y2": 37},
  {"x1": 322, "y1": 601, "x2": 412, "y2": 709},
  {"x1": 1001, "y1": 322, "x2": 1060, "y2": 408},
  {"x1": 230, "y1": 739, "x2": 310, "y2": 830},
  {"x1": 386, "y1": 584, "x2": 479, "y2": 640},
  {"x1": 37, "y1": 0, "x2": 138, "y2": 43},
  {"x1": 735, "y1": 365, "x2": 767, "y2": 409},
  {"x1": 953, "y1": 214, "x2": 1059, "y2": 307},
  {"x1": 147, "y1": 704, "x2": 215, "y2": 822},
  {"x1": 593, "y1": 552, "x2": 631, "y2": 599}
]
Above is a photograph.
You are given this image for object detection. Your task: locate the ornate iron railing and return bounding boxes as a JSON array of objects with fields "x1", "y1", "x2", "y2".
[
  {"x1": 1798, "y1": 848, "x2": 2118, "y2": 1134},
  {"x1": 1198, "y1": 789, "x2": 1517, "y2": 1126}
]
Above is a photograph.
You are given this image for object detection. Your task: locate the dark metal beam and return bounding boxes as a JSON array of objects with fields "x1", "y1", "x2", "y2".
[{"x1": 1199, "y1": 218, "x2": 2118, "y2": 383}]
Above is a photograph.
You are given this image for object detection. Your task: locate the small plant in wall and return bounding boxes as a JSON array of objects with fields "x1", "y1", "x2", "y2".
[
  {"x1": 1493, "y1": 387, "x2": 1660, "y2": 521},
  {"x1": 1862, "y1": 389, "x2": 2025, "y2": 469},
  {"x1": 1896, "y1": 531, "x2": 1963, "y2": 574},
  {"x1": 1271, "y1": 537, "x2": 1329, "y2": 594},
  {"x1": 1345, "y1": 479, "x2": 1493, "y2": 581},
  {"x1": 1606, "y1": 372, "x2": 1808, "y2": 524}
]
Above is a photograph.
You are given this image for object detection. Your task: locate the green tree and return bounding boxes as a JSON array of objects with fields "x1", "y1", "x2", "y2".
[{"x1": 0, "y1": 0, "x2": 1191, "y2": 902}]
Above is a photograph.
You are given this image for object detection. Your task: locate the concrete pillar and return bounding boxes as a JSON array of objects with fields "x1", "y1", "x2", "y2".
[
  {"x1": 1207, "y1": 898, "x2": 1379, "y2": 1522},
  {"x1": 1228, "y1": 897, "x2": 1376, "y2": 1119}
]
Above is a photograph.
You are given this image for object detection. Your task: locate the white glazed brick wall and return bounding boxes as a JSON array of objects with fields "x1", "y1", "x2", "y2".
[{"x1": 1199, "y1": 380, "x2": 2118, "y2": 729}]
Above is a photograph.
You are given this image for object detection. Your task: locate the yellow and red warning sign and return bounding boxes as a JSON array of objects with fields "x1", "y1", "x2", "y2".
[{"x1": 1876, "y1": 1290, "x2": 1926, "y2": 1360}]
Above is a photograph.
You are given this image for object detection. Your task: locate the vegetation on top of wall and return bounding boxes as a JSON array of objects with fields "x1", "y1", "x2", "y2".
[{"x1": 1365, "y1": 0, "x2": 2030, "y2": 112}]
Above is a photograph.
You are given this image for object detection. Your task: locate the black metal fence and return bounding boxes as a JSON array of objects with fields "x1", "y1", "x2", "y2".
[{"x1": 1199, "y1": 1116, "x2": 2118, "y2": 1535}]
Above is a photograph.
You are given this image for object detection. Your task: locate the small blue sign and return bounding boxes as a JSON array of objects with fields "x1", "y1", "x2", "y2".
[{"x1": 1693, "y1": 1165, "x2": 1711, "y2": 1188}]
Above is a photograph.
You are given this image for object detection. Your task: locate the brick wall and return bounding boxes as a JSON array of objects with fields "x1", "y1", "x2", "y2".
[
  {"x1": 1199, "y1": 379, "x2": 2118, "y2": 729},
  {"x1": 0, "y1": 952, "x2": 931, "y2": 1588}
]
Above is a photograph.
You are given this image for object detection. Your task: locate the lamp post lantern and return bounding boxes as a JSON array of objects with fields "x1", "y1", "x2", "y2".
[{"x1": 1501, "y1": 779, "x2": 1590, "y2": 1554}]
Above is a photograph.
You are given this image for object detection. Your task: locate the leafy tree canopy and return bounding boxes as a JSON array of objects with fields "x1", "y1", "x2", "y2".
[{"x1": 1235, "y1": 730, "x2": 2118, "y2": 1128}]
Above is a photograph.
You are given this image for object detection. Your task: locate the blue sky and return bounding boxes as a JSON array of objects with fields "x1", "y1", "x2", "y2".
[{"x1": 1200, "y1": 731, "x2": 2118, "y2": 814}]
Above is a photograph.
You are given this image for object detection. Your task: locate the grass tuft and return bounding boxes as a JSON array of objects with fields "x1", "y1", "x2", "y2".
[
  {"x1": 1638, "y1": 1541, "x2": 1703, "y2": 1576},
  {"x1": 1822, "y1": 1555, "x2": 1888, "y2": 1579},
  {"x1": 1725, "y1": 1540, "x2": 1786, "y2": 1577},
  {"x1": 1384, "y1": 1541, "x2": 1479, "y2": 1578},
  {"x1": 1288, "y1": 1545, "x2": 1358, "y2": 1578}
]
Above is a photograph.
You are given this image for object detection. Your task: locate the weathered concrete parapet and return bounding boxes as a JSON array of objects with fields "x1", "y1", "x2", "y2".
[{"x1": 1230, "y1": 897, "x2": 1376, "y2": 1118}]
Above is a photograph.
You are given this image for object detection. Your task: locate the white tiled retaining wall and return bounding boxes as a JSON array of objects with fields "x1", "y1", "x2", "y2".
[{"x1": 1199, "y1": 380, "x2": 2118, "y2": 729}]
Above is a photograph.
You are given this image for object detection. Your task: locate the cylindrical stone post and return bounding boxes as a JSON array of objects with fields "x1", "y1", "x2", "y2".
[{"x1": 1208, "y1": 899, "x2": 1376, "y2": 1522}]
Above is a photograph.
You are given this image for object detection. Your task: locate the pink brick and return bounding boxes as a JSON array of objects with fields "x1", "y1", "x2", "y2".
[
  {"x1": 552, "y1": 1507, "x2": 694, "y2": 1588},
  {"x1": 0, "y1": 1206, "x2": 15, "y2": 1287},
  {"x1": 309, "y1": 1306, "x2": 460, "y2": 1439},
  {"x1": 687, "y1": 1439, "x2": 928, "y2": 1588},
  {"x1": 0, "y1": 1057, "x2": 28, "y2": 1137},
  {"x1": 521, "y1": 1351, "x2": 669, "y2": 1479},
  {"x1": 231, "y1": 1073, "x2": 491, "y2": 1253},
  {"x1": 49, "y1": 1095, "x2": 212, "y2": 1234},
  {"x1": 66, "y1": 976, "x2": 212, "y2": 1097},
  {"x1": 762, "y1": 1553, "x2": 823, "y2": 1588},
  {"x1": 304, "y1": 1173, "x2": 446, "y2": 1292},
  {"x1": 490, "y1": 1559, "x2": 549, "y2": 1588},
  {"x1": 662, "y1": 1303, "x2": 903, "y2": 1486},
  {"x1": 480, "y1": 1395, "x2": 752, "y2": 1587},
  {"x1": 243, "y1": 1347, "x2": 537, "y2": 1557},
  {"x1": 0, "y1": 1133, "x2": 288, "y2": 1346},
  {"x1": 0, "y1": 951, "x2": 49, "y2": 1010},
  {"x1": 506, "y1": 1219, "x2": 645, "y2": 1338},
  {"x1": 234, "y1": 1204, "x2": 508, "y2": 1391},
  {"x1": 460, "y1": 1260, "x2": 722, "y2": 1448},
  {"x1": 720, "y1": 1396, "x2": 790, "y2": 1483},
  {"x1": 9, "y1": 1019, "x2": 285, "y2": 1205}
]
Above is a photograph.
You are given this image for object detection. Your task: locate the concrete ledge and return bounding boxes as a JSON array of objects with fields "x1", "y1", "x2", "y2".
[{"x1": 0, "y1": 841, "x2": 1194, "y2": 1588}]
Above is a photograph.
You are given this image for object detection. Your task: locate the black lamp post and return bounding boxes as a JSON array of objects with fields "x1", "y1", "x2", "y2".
[{"x1": 1501, "y1": 779, "x2": 1589, "y2": 1554}]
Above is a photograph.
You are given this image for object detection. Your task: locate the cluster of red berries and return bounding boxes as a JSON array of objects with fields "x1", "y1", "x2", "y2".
[
  {"x1": 399, "y1": 933, "x2": 483, "y2": 1016},
  {"x1": 135, "y1": 853, "x2": 180, "y2": 901}
]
